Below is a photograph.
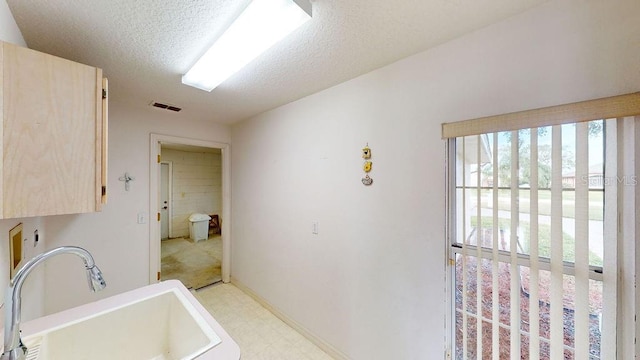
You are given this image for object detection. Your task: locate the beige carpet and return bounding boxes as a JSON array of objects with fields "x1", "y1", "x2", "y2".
[{"x1": 161, "y1": 235, "x2": 222, "y2": 289}]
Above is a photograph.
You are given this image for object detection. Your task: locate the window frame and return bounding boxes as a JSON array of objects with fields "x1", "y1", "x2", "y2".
[{"x1": 442, "y1": 93, "x2": 640, "y2": 359}]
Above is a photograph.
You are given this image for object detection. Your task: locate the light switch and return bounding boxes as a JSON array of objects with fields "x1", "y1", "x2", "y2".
[
  {"x1": 312, "y1": 221, "x2": 319, "y2": 235},
  {"x1": 137, "y1": 212, "x2": 148, "y2": 224}
]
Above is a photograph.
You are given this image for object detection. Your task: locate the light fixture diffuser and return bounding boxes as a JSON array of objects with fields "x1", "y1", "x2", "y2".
[{"x1": 182, "y1": 0, "x2": 312, "y2": 91}]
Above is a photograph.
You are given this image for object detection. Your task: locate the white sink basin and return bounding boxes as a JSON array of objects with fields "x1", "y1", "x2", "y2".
[{"x1": 18, "y1": 280, "x2": 239, "y2": 360}]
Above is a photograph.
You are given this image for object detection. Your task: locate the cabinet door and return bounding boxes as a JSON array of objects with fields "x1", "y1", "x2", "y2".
[{"x1": 2, "y1": 42, "x2": 104, "y2": 218}]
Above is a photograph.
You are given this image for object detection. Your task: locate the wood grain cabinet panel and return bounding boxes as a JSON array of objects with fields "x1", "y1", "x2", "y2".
[{"x1": 0, "y1": 41, "x2": 107, "y2": 219}]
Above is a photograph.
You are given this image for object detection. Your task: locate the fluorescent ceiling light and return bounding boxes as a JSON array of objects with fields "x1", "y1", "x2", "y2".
[{"x1": 182, "y1": 0, "x2": 312, "y2": 91}]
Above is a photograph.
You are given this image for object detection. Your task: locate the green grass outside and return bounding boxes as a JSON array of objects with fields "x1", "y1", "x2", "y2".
[{"x1": 469, "y1": 216, "x2": 603, "y2": 266}]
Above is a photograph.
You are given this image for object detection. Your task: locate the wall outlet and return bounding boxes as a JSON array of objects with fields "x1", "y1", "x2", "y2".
[{"x1": 312, "y1": 221, "x2": 319, "y2": 235}]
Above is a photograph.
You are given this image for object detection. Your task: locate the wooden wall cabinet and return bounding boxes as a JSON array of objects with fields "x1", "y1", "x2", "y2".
[{"x1": 0, "y1": 41, "x2": 107, "y2": 219}]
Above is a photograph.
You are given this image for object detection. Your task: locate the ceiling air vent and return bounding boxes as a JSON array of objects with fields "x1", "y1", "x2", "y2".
[{"x1": 150, "y1": 101, "x2": 182, "y2": 112}]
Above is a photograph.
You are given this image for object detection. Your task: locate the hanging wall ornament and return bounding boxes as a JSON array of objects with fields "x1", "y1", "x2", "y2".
[
  {"x1": 118, "y1": 172, "x2": 135, "y2": 191},
  {"x1": 362, "y1": 145, "x2": 371, "y2": 159},
  {"x1": 362, "y1": 174, "x2": 373, "y2": 185},
  {"x1": 361, "y1": 143, "x2": 373, "y2": 186}
]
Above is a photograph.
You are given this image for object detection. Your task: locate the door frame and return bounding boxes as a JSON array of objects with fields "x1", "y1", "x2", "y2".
[
  {"x1": 149, "y1": 133, "x2": 231, "y2": 284},
  {"x1": 160, "y1": 160, "x2": 173, "y2": 239}
]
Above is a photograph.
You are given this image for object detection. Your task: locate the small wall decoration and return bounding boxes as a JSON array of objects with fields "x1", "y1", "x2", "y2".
[
  {"x1": 362, "y1": 175, "x2": 373, "y2": 185},
  {"x1": 362, "y1": 145, "x2": 371, "y2": 159},
  {"x1": 118, "y1": 172, "x2": 136, "y2": 191},
  {"x1": 361, "y1": 143, "x2": 373, "y2": 186}
]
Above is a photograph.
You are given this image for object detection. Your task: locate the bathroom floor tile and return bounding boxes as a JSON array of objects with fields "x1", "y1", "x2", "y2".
[{"x1": 195, "y1": 283, "x2": 334, "y2": 360}]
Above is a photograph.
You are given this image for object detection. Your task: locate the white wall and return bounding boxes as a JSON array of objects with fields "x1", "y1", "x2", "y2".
[
  {"x1": 0, "y1": 0, "x2": 25, "y2": 46},
  {"x1": 230, "y1": 0, "x2": 640, "y2": 358},
  {"x1": 43, "y1": 101, "x2": 230, "y2": 314},
  {"x1": 161, "y1": 148, "x2": 222, "y2": 238},
  {"x1": 0, "y1": 0, "x2": 45, "y2": 326}
]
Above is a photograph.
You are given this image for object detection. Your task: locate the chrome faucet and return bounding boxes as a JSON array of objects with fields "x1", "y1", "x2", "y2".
[{"x1": 1, "y1": 246, "x2": 106, "y2": 360}]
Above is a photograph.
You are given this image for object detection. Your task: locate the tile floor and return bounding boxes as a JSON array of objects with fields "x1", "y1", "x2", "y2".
[
  {"x1": 194, "y1": 283, "x2": 334, "y2": 360},
  {"x1": 161, "y1": 235, "x2": 222, "y2": 289}
]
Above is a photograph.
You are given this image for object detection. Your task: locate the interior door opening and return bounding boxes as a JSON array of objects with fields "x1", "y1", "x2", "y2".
[
  {"x1": 149, "y1": 134, "x2": 231, "y2": 287},
  {"x1": 159, "y1": 144, "x2": 222, "y2": 289}
]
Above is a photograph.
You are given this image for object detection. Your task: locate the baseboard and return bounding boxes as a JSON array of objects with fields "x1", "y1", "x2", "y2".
[{"x1": 230, "y1": 277, "x2": 349, "y2": 360}]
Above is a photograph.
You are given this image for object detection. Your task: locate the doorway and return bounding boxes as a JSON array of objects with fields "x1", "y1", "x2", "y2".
[
  {"x1": 149, "y1": 134, "x2": 231, "y2": 286},
  {"x1": 159, "y1": 144, "x2": 222, "y2": 289}
]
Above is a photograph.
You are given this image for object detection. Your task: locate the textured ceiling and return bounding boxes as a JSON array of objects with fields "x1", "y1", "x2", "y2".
[{"x1": 7, "y1": 0, "x2": 547, "y2": 124}]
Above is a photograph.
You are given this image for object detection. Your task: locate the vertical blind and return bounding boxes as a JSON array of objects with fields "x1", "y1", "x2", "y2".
[
  {"x1": 451, "y1": 123, "x2": 613, "y2": 359},
  {"x1": 444, "y1": 93, "x2": 640, "y2": 359}
]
